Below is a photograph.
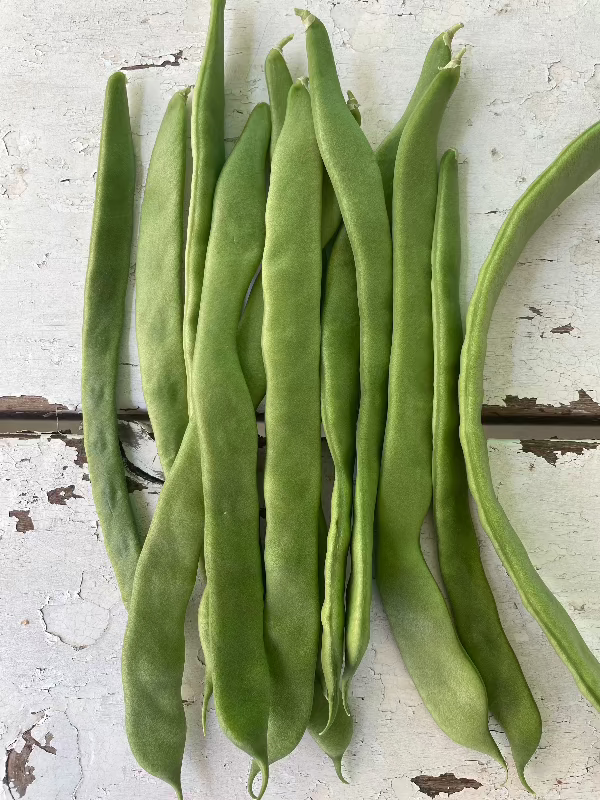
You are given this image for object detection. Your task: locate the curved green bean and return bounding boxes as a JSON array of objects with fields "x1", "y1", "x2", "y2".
[
  {"x1": 376, "y1": 52, "x2": 504, "y2": 764},
  {"x1": 266, "y1": 34, "x2": 294, "y2": 159},
  {"x1": 194, "y1": 103, "x2": 272, "y2": 797},
  {"x1": 460, "y1": 120, "x2": 600, "y2": 714},
  {"x1": 183, "y1": 0, "x2": 226, "y2": 394},
  {"x1": 296, "y1": 9, "x2": 393, "y2": 728},
  {"x1": 250, "y1": 79, "x2": 322, "y2": 795},
  {"x1": 433, "y1": 149, "x2": 541, "y2": 790},
  {"x1": 136, "y1": 88, "x2": 189, "y2": 476},
  {"x1": 123, "y1": 105, "x2": 271, "y2": 800},
  {"x1": 330, "y1": 24, "x2": 463, "y2": 714},
  {"x1": 82, "y1": 72, "x2": 140, "y2": 609}
]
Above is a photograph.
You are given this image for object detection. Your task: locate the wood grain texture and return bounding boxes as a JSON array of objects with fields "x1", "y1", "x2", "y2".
[
  {"x1": 1, "y1": 0, "x2": 600, "y2": 417},
  {"x1": 1, "y1": 427, "x2": 599, "y2": 798}
]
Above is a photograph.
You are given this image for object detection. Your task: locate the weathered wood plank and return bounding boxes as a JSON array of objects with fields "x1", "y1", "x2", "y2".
[
  {"x1": 1, "y1": 429, "x2": 599, "y2": 798},
  {"x1": 2, "y1": 1, "x2": 600, "y2": 419}
]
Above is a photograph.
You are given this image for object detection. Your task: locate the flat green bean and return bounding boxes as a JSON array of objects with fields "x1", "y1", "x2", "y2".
[
  {"x1": 250, "y1": 79, "x2": 322, "y2": 795},
  {"x1": 296, "y1": 9, "x2": 393, "y2": 728},
  {"x1": 376, "y1": 52, "x2": 504, "y2": 765},
  {"x1": 123, "y1": 106, "x2": 271, "y2": 800},
  {"x1": 460, "y1": 120, "x2": 600, "y2": 715},
  {"x1": 432, "y1": 149, "x2": 541, "y2": 790},
  {"x1": 320, "y1": 25, "x2": 463, "y2": 716},
  {"x1": 194, "y1": 103, "x2": 272, "y2": 797},
  {"x1": 183, "y1": 0, "x2": 226, "y2": 395},
  {"x1": 82, "y1": 72, "x2": 140, "y2": 609},
  {"x1": 136, "y1": 88, "x2": 189, "y2": 476}
]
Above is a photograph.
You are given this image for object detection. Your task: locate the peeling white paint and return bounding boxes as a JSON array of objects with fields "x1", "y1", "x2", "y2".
[
  {"x1": 1, "y1": 432, "x2": 599, "y2": 798},
  {"x1": 1, "y1": 1, "x2": 600, "y2": 412}
]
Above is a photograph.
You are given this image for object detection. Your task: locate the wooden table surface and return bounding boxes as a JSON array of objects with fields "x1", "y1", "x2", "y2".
[{"x1": 1, "y1": 0, "x2": 600, "y2": 798}]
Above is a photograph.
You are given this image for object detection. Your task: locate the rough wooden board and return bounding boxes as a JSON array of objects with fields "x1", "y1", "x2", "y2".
[
  {"x1": 2, "y1": 0, "x2": 600, "y2": 417},
  {"x1": 1, "y1": 429, "x2": 599, "y2": 799}
]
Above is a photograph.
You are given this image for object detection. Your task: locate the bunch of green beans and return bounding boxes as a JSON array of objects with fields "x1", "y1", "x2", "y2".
[{"x1": 81, "y1": 4, "x2": 600, "y2": 797}]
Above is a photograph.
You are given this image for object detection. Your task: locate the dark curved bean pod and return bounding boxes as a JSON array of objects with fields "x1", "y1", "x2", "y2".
[{"x1": 82, "y1": 72, "x2": 140, "y2": 609}]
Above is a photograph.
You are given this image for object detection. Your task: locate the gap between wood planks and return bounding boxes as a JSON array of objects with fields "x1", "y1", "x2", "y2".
[{"x1": 2, "y1": 415, "x2": 600, "y2": 442}]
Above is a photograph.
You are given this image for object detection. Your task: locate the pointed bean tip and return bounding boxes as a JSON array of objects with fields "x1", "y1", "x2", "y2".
[
  {"x1": 276, "y1": 33, "x2": 294, "y2": 52},
  {"x1": 443, "y1": 22, "x2": 464, "y2": 47},
  {"x1": 346, "y1": 89, "x2": 359, "y2": 109},
  {"x1": 294, "y1": 8, "x2": 315, "y2": 28},
  {"x1": 441, "y1": 45, "x2": 467, "y2": 70},
  {"x1": 333, "y1": 757, "x2": 349, "y2": 784},
  {"x1": 516, "y1": 766, "x2": 536, "y2": 795},
  {"x1": 247, "y1": 761, "x2": 261, "y2": 798}
]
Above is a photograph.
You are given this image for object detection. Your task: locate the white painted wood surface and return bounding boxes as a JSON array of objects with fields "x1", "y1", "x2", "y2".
[
  {"x1": 2, "y1": 0, "x2": 600, "y2": 413},
  {"x1": 1, "y1": 430, "x2": 600, "y2": 799}
]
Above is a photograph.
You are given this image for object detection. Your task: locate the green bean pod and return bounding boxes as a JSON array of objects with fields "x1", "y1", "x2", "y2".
[
  {"x1": 199, "y1": 275, "x2": 268, "y2": 734},
  {"x1": 123, "y1": 106, "x2": 272, "y2": 800},
  {"x1": 183, "y1": 0, "x2": 226, "y2": 394},
  {"x1": 376, "y1": 53, "x2": 504, "y2": 765},
  {"x1": 320, "y1": 91, "x2": 362, "y2": 248},
  {"x1": 375, "y1": 24, "x2": 463, "y2": 220},
  {"x1": 251, "y1": 79, "x2": 323, "y2": 793},
  {"x1": 333, "y1": 25, "x2": 463, "y2": 713},
  {"x1": 433, "y1": 149, "x2": 541, "y2": 790},
  {"x1": 194, "y1": 103, "x2": 272, "y2": 796},
  {"x1": 82, "y1": 72, "x2": 140, "y2": 609},
  {"x1": 319, "y1": 224, "x2": 360, "y2": 729},
  {"x1": 309, "y1": 492, "x2": 353, "y2": 782},
  {"x1": 266, "y1": 34, "x2": 294, "y2": 159},
  {"x1": 308, "y1": 679, "x2": 353, "y2": 783},
  {"x1": 296, "y1": 9, "x2": 393, "y2": 727},
  {"x1": 122, "y1": 421, "x2": 203, "y2": 800},
  {"x1": 460, "y1": 121, "x2": 600, "y2": 713},
  {"x1": 136, "y1": 88, "x2": 189, "y2": 475}
]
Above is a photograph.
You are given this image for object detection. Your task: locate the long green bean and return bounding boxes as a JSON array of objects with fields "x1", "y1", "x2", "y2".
[
  {"x1": 296, "y1": 8, "x2": 393, "y2": 728},
  {"x1": 338, "y1": 24, "x2": 463, "y2": 714},
  {"x1": 376, "y1": 51, "x2": 503, "y2": 764},
  {"x1": 460, "y1": 120, "x2": 600, "y2": 715},
  {"x1": 252, "y1": 79, "x2": 322, "y2": 794},
  {"x1": 183, "y1": 0, "x2": 226, "y2": 394},
  {"x1": 432, "y1": 149, "x2": 541, "y2": 790},
  {"x1": 194, "y1": 103, "x2": 272, "y2": 797},
  {"x1": 82, "y1": 72, "x2": 140, "y2": 609}
]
